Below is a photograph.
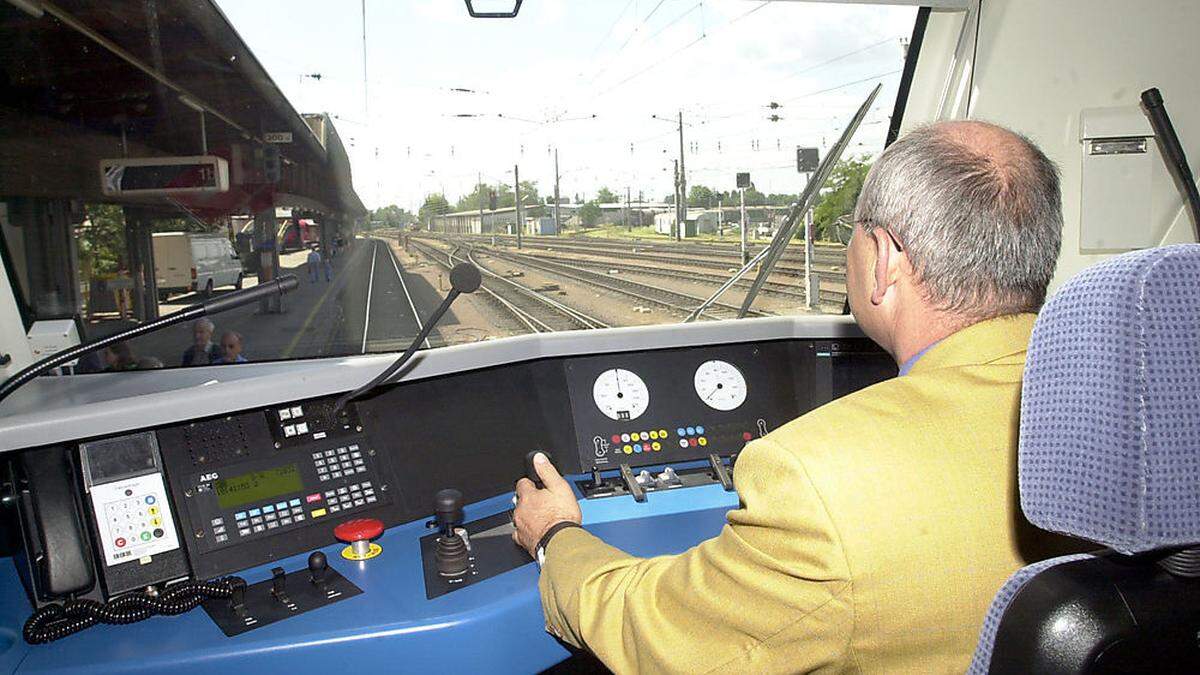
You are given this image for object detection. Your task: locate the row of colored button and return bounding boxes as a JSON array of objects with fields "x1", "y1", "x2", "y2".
[
  {"x1": 113, "y1": 529, "x2": 164, "y2": 548},
  {"x1": 679, "y1": 437, "x2": 708, "y2": 448},
  {"x1": 677, "y1": 426, "x2": 706, "y2": 437},
  {"x1": 611, "y1": 430, "x2": 670, "y2": 444},
  {"x1": 621, "y1": 442, "x2": 663, "y2": 454},
  {"x1": 233, "y1": 497, "x2": 303, "y2": 521}
]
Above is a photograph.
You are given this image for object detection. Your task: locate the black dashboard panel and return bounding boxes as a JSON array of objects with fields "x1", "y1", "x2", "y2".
[
  {"x1": 565, "y1": 341, "x2": 802, "y2": 469},
  {"x1": 77, "y1": 337, "x2": 893, "y2": 582}
]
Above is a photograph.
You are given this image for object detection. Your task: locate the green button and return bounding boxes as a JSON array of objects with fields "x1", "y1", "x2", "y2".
[{"x1": 140, "y1": 531, "x2": 151, "y2": 542}]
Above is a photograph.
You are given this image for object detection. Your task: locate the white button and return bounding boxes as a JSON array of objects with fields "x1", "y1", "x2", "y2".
[
  {"x1": 296, "y1": 422, "x2": 309, "y2": 434},
  {"x1": 278, "y1": 408, "x2": 292, "y2": 420},
  {"x1": 291, "y1": 406, "x2": 303, "y2": 417},
  {"x1": 284, "y1": 425, "x2": 296, "y2": 437}
]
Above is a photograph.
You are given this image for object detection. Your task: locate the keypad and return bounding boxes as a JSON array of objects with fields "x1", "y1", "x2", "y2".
[{"x1": 313, "y1": 444, "x2": 367, "y2": 481}]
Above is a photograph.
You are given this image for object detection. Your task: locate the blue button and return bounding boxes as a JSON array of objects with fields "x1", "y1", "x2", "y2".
[
  {"x1": 235, "y1": 512, "x2": 247, "y2": 521},
  {"x1": 696, "y1": 426, "x2": 705, "y2": 435},
  {"x1": 248, "y1": 508, "x2": 261, "y2": 517},
  {"x1": 144, "y1": 495, "x2": 156, "y2": 505},
  {"x1": 633, "y1": 444, "x2": 642, "y2": 453},
  {"x1": 676, "y1": 428, "x2": 686, "y2": 436},
  {"x1": 275, "y1": 501, "x2": 288, "y2": 511},
  {"x1": 262, "y1": 505, "x2": 275, "y2": 514},
  {"x1": 686, "y1": 426, "x2": 696, "y2": 436},
  {"x1": 289, "y1": 499, "x2": 301, "y2": 507}
]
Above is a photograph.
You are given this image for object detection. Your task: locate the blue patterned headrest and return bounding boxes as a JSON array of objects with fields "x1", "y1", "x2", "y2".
[{"x1": 1020, "y1": 244, "x2": 1200, "y2": 554}]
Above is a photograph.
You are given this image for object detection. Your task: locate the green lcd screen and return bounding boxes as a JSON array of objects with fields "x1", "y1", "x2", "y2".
[{"x1": 214, "y1": 464, "x2": 303, "y2": 510}]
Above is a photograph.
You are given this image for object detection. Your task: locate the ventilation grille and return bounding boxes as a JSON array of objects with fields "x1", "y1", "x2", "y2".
[{"x1": 181, "y1": 417, "x2": 253, "y2": 466}]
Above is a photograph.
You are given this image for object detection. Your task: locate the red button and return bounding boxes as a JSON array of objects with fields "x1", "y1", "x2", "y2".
[
  {"x1": 334, "y1": 518, "x2": 384, "y2": 543},
  {"x1": 115, "y1": 537, "x2": 126, "y2": 548},
  {"x1": 306, "y1": 493, "x2": 323, "y2": 503},
  {"x1": 743, "y1": 432, "x2": 753, "y2": 441},
  {"x1": 688, "y1": 438, "x2": 697, "y2": 447},
  {"x1": 611, "y1": 434, "x2": 621, "y2": 444}
]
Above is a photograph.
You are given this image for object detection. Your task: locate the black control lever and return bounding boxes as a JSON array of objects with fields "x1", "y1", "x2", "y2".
[
  {"x1": 270, "y1": 567, "x2": 293, "y2": 607},
  {"x1": 708, "y1": 454, "x2": 734, "y2": 491},
  {"x1": 308, "y1": 551, "x2": 328, "y2": 589},
  {"x1": 332, "y1": 263, "x2": 481, "y2": 415},
  {"x1": 525, "y1": 451, "x2": 545, "y2": 489},
  {"x1": 618, "y1": 463, "x2": 646, "y2": 503},
  {"x1": 229, "y1": 578, "x2": 248, "y2": 617},
  {"x1": 434, "y1": 488, "x2": 465, "y2": 537}
]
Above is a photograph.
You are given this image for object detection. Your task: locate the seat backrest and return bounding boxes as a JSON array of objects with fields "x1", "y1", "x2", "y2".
[{"x1": 971, "y1": 244, "x2": 1200, "y2": 674}]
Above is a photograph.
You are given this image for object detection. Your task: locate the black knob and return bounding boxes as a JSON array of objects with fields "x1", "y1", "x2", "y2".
[
  {"x1": 308, "y1": 551, "x2": 328, "y2": 586},
  {"x1": 434, "y1": 488, "x2": 464, "y2": 535},
  {"x1": 525, "y1": 451, "x2": 545, "y2": 489}
]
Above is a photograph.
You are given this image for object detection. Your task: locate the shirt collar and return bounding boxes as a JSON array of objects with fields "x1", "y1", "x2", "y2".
[{"x1": 898, "y1": 341, "x2": 939, "y2": 376}]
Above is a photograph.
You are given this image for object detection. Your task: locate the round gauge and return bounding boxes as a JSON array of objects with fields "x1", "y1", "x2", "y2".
[
  {"x1": 592, "y1": 368, "x2": 650, "y2": 421},
  {"x1": 693, "y1": 360, "x2": 748, "y2": 411}
]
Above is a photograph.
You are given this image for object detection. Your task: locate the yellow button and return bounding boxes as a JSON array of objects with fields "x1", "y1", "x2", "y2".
[
  {"x1": 623, "y1": 445, "x2": 633, "y2": 454},
  {"x1": 698, "y1": 437, "x2": 708, "y2": 446},
  {"x1": 659, "y1": 429, "x2": 669, "y2": 438},
  {"x1": 148, "y1": 506, "x2": 159, "y2": 515},
  {"x1": 652, "y1": 442, "x2": 661, "y2": 451},
  {"x1": 649, "y1": 430, "x2": 659, "y2": 440},
  {"x1": 311, "y1": 508, "x2": 327, "y2": 518},
  {"x1": 150, "y1": 517, "x2": 162, "y2": 526}
]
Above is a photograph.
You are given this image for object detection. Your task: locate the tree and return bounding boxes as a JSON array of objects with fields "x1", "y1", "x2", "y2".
[
  {"x1": 687, "y1": 184, "x2": 717, "y2": 208},
  {"x1": 371, "y1": 205, "x2": 415, "y2": 228},
  {"x1": 596, "y1": 187, "x2": 619, "y2": 204},
  {"x1": 578, "y1": 201, "x2": 602, "y2": 227},
  {"x1": 418, "y1": 193, "x2": 451, "y2": 224},
  {"x1": 812, "y1": 156, "x2": 872, "y2": 240}
]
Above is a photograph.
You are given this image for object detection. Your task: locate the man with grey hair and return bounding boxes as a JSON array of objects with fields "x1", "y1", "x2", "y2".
[
  {"x1": 512, "y1": 120, "x2": 1085, "y2": 673},
  {"x1": 181, "y1": 318, "x2": 218, "y2": 366}
]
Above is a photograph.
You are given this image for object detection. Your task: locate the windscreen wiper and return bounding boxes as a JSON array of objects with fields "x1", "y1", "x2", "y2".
[{"x1": 684, "y1": 84, "x2": 880, "y2": 322}]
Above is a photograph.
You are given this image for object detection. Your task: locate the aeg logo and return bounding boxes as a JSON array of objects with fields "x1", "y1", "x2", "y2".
[{"x1": 199, "y1": 472, "x2": 220, "y2": 482}]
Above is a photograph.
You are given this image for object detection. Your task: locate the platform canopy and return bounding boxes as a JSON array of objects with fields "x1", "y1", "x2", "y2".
[{"x1": 0, "y1": 0, "x2": 365, "y2": 219}]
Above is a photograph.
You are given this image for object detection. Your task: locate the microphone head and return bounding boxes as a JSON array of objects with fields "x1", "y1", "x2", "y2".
[{"x1": 449, "y1": 263, "x2": 482, "y2": 293}]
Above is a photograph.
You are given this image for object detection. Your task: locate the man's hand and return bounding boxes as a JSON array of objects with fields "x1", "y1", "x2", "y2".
[{"x1": 512, "y1": 452, "x2": 582, "y2": 559}]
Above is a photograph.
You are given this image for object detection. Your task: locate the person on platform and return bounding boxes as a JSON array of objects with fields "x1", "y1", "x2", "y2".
[
  {"x1": 213, "y1": 331, "x2": 247, "y2": 364},
  {"x1": 322, "y1": 246, "x2": 333, "y2": 281},
  {"x1": 512, "y1": 121, "x2": 1087, "y2": 673},
  {"x1": 306, "y1": 245, "x2": 322, "y2": 284},
  {"x1": 181, "y1": 318, "x2": 219, "y2": 366}
]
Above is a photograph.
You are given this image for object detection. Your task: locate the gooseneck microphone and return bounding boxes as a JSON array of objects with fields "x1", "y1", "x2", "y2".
[
  {"x1": 331, "y1": 262, "x2": 481, "y2": 415},
  {"x1": 0, "y1": 275, "x2": 300, "y2": 407}
]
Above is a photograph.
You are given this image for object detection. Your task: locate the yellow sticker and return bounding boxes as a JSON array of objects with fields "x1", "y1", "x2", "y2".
[{"x1": 341, "y1": 542, "x2": 383, "y2": 561}]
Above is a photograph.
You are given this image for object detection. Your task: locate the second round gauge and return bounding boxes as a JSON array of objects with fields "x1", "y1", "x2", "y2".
[{"x1": 693, "y1": 360, "x2": 748, "y2": 411}]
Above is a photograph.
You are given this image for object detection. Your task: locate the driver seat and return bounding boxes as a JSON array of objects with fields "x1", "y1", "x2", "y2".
[{"x1": 969, "y1": 244, "x2": 1200, "y2": 673}]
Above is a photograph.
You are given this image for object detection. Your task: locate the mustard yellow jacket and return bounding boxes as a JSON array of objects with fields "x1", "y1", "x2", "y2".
[{"x1": 540, "y1": 314, "x2": 1085, "y2": 673}]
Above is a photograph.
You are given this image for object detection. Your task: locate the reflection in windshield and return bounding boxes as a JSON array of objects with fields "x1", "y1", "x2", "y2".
[{"x1": 0, "y1": 1, "x2": 914, "y2": 373}]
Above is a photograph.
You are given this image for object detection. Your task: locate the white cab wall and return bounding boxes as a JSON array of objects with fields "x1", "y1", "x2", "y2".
[{"x1": 902, "y1": 0, "x2": 1200, "y2": 290}]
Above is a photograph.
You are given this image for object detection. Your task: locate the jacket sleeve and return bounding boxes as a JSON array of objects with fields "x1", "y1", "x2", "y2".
[{"x1": 538, "y1": 437, "x2": 853, "y2": 674}]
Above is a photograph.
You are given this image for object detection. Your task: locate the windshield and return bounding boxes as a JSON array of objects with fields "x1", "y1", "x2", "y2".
[{"x1": 0, "y1": 1, "x2": 915, "y2": 373}]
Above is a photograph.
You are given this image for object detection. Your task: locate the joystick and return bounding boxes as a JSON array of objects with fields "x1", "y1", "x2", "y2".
[
  {"x1": 433, "y1": 489, "x2": 469, "y2": 577},
  {"x1": 308, "y1": 551, "x2": 328, "y2": 588}
]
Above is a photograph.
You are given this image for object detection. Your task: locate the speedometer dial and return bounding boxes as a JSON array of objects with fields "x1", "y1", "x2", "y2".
[
  {"x1": 592, "y1": 368, "x2": 650, "y2": 421},
  {"x1": 693, "y1": 360, "x2": 748, "y2": 411}
]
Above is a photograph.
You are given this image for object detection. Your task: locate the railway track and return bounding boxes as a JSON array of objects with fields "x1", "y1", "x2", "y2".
[
  {"x1": 408, "y1": 239, "x2": 608, "y2": 333},
  {"x1": 417, "y1": 229, "x2": 849, "y2": 279},
  {"x1": 466, "y1": 243, "x2": 771, "y2": 321},
  {"x1": 417, "y1": 231, "x2": 847, "y2": 273}
]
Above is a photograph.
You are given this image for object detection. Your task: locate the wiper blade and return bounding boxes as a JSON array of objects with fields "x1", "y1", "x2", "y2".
[{"x1": 684, "y1": 83, "x2": 880, "y2": 322}]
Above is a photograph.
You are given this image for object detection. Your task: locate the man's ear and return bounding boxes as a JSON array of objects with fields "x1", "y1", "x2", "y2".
[{"x1": 870, "y1": 230, "x2": 898, "y2": 305}]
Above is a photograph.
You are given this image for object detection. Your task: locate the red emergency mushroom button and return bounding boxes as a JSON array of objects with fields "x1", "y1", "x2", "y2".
[{"x1": 334, "y1": 518, "x2": 384, "y2": 561}]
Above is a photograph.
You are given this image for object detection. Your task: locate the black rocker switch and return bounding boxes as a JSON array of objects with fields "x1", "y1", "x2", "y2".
[
  {"x1": 271, "y1": 567, "x2": 293, "y2": 607},
  {"x1": 308, "y1": 551, "x2": 329, "y2": 588},
  {"x1": 591, "y1": 466, "x2": 604, "y2": 489},
  {"x1": 525, "y1": 451, "x2": 545, "y2": 489},
  {"x1": 618, "y1": 463, "x2": 646, "y2": 502},
  {"x1": 708, "y1": 453, "x2": 734, "y2": 491}
]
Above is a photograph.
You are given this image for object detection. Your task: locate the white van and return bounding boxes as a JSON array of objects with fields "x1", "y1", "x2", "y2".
[{"x1": 152, "y1": 232, "x2": 244, "y2": 300}]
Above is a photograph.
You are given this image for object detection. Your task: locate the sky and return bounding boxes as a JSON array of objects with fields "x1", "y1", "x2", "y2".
[{"x1": 214, "y1": 1, "x2": 916, "y2": 212}]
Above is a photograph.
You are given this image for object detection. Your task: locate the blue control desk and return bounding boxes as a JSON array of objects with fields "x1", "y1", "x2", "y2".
[{"x1": 0, "y1": 478, "x2": 739, "y2": 674}]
